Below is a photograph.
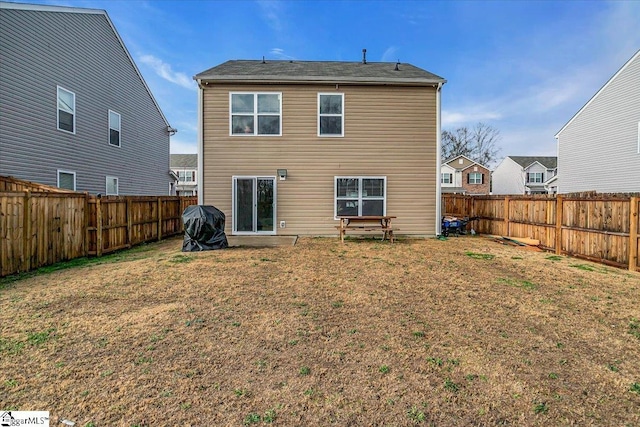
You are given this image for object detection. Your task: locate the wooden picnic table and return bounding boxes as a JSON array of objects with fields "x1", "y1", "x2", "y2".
[{"x1": 336, "y1": 215, "x2": 396, "y2": 243}]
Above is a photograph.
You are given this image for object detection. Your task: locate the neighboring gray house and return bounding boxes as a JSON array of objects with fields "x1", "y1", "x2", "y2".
[
  {"x1": 555, "y1": 49, "x2": 640, "y2": 194},
  {"x1": 491, "y1": 156, "x2": 557, "y2": 195},
  {"x1": 0, "y1": 2, "x2": 175, "y2": 195},
  {"x1": 170, "y1": 154, "x2": 197, "y2": 196}
]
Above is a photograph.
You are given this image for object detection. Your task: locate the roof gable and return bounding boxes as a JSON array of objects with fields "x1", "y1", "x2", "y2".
[
  {"x1": 444, "y1": 154, "x2": 490, "y2": 171},
  {"x1": 555, "y1": 49, "x2": 640, "y2": 137},
  {"x1": 171, "y1": 154, "x2": 197, "y2": 168},
  {"x1": 0, "y1": 1, "x2": 170, "y2": 128},
  {"x1": 194, "y1": 60, "x2": 446, "y2": 86},
  {"x1": 507, "y1": 156, "x2": 557, "y2": 169}
]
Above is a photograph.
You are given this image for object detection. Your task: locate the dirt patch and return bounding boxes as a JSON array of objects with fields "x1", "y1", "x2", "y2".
[{"x1": 1, "y1": 236, "x2": 639, "y2": 426}]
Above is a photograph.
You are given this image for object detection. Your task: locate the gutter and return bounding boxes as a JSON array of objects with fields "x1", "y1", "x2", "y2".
[
  {"x1": 196, "y1": 79, "x2": 204, "y2": 205},
  {"x1": 435, "y1": 81, "x2": 443, "y2": 236}
]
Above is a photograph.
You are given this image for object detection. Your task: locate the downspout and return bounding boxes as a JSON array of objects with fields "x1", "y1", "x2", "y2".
[
  {"x1": 435, "y1": 81, "x2": 443, "y2": 236},
  {"x1": 197, "y1": 79, "x2": 204, "y2": 205}
]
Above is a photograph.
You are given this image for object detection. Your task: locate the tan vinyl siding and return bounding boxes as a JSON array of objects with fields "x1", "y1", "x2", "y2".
[{"x1": 202, "y1": 83, "x2": 438, "y2": 236}]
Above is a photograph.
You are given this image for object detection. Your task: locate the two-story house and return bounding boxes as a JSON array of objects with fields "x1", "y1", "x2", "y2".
[
  {"x1": 0, "y1": 2, "x2": 175, "y2": 195},
  {"x1": 491, "y1": 156, "x2": 557, "y2": 195},
  {"x1": 170, "y1": 154, "x2": 197, "y2": 196},
  {"x1": 194, "y1": 56, "x2": 446, "y2": 237},
  {"x1": 555, "y1": 49, "x2": 639, "y2": 194},
  {"x1": 440, "y1": 155, "x2": 491, "y2": 195}
]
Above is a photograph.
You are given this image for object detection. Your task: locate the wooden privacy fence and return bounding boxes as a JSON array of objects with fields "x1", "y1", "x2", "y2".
[
  {"x1": 1, "y1": 190, "x2": 197, "y2": 277},
  {"x1": 443, "y1": 194, "x2": 640, "y2": 272}
]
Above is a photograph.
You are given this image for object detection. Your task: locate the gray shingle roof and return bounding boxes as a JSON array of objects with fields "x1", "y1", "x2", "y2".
[
  {"x1": 509, "y1": 156, "x2": 557, "y2": 169},
  {"x1": 170, "y1": 154, "x2": 197, "y2": 168},
  {"x1": 194, "y1": 60, "x2": 445, "y2": 85}
]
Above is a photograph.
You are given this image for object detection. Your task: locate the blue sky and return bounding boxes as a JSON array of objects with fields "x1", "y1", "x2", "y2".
[{"x1": 14, "y1": 0, "x2": 640, "y2": 162}]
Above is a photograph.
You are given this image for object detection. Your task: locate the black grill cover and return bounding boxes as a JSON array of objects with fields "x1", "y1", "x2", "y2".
[{"x1": 182, "y1": 205, "x2": 228, "y2": 251}]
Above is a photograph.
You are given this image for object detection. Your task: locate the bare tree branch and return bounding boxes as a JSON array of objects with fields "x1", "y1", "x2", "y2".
[{"x1": 442, "y1": 122, "x2": 502, "y2": 166}]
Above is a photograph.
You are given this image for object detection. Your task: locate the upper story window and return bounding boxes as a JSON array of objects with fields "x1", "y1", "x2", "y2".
[
  {"x1": 335, "y1": 176, "x2": 385, "y2": 217},
  {"x1": 527, "y1": 172, "x2": 543, "y2": 183},
  {"x1": 106, "y1": 176, "x2": 119, "y2": 195},
  {"x1": 441, "y1": 173, "x2": 453, "y2": 184},
  {"x1": 318, "y1": 93, "x2": 344, "y2": 137},
  {"x1": 57, "y1": 86, "x2": 75, "y2": 133},
  {"x1": 468, "y1": 172, "x2": 484, "y2": 184},
  {"x1": 57, "y1": 170, "x2": 76, "y2": 191},
  {"x1": 109, "y1": 110, "x2": 121, "y2": 147},
  {"x1": 178, "y1": 170, "x2": 196, "y2": 182},
  {"x1": 230, "y1": 93, "x2": 281, "y2": 136}
]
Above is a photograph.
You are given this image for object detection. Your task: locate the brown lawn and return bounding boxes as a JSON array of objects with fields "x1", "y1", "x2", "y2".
[{"x1": 1, "y1": 235, "x2": 639, "y2": 427}]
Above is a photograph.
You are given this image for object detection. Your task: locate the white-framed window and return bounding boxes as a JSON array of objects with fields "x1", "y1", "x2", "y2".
[
  {"x1": 318, "y1": 93, "x2": 344, "y2": 137},
  {"x1": 441, "y1": 173, "x2": 453, "y2": 184},
  {"x1": 230, "y1": 92, "x2": 281, "y2": 135},
  {"x1": 178, "y1": 170, "x2": 195, "y2": 182},
  {"x1": 335, "y1": 176, "x2": 386, "y2": 217},
  {"x1": 57, "y1": 170, "x2": 76, "y2": 191},
  {"x1": 527, "y1": 172, "x2": 543, "y2": 183},
  {"x1": 57, "y1": 86, "x2": 75, "y2": 133},
  {"x1": 468, "y1": 172, "x2": 484, "y2": 184},
  {"x1": 109, "y1": 110, "x2": 121, "y2": 147},
  {"x1": 106, "y1": 176, "x2": 119, "y2": 195}
]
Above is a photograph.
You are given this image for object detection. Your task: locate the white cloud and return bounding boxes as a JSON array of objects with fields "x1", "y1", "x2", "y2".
[
  {"x1": 170, "y1": 138, "x2": 197, "y2": 154},
  {"x1": 442, "y1": 110, "x2": 502, "y2": 127},
  {"x1": 258, "y1": 0, "x2": 284, "y2": 33},
  {"x1": 270, "y1": 48, "x2": 294, "y2": 60},
  {"x1": 381, "y1": 46, "x2": 398, "y2": 62},
  {"x1": 139, "y1": 54, "x2": 196, "y2": 91}
]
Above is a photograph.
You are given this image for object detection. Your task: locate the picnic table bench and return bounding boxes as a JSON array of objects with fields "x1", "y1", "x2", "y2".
[{"x1": 336, "y1": 216, "x2": 396, "y2": 243}]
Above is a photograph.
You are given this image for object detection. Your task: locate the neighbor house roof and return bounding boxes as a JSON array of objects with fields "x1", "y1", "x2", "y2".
[
  {"x1": 194, "y1": 60, "x2": 446, "y2": 86},
  {"x1": 170, "y1": 154, "x2": 197, "y2": 168},
  {"x1": 0, "y1": 1, "x2": 171, "y2": 128},
  {"x1": 508, "y1": 156, "x2": 557, "y2": 169}
]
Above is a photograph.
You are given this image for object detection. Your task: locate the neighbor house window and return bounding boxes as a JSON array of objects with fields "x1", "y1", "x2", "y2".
[
  {"x1": 178, "y1": 170, "x2": 195, "y2": 182},
  {"x1": 318, "y1": 93, "x2": 344, "y2": 136},
  {"x1": 468, "y1": 172, "x2": 484, "y2": 184},
  {"x1": 527, "y1": 172, "x2": 543, "y2": 183},
  {"x1": 106, "y1": 176, "x2": 119, "y2": 195},
  {"x1": 57, "y1": 170, "x2": 76, "y2": 191},
  {"x1": 230, "y1": 92, "x2": 281, "y2": 135},
  {"x1": 441, "y1": 173, "x2": 453, "y2": 184},
  {"x1": 57, "y1": 86, "x2": 75, "y2": 133},
  {"x1": 109, "y1": 110, "x2": 121, "y2": 147},
  {"x1": 335, "y1": 176, "x2": 385, "y2": 217}
]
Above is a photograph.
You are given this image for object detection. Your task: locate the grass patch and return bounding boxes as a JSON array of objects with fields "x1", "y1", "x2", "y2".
[
  {"x1": 497, "y1": 277, "x2": 537, "y2": 290},
  {"x1": 465, "y1": 252, "x2": 495, "y2": 260},
  {"x1": 546, "y1": 255, "x2": 563, "y2": 261}
]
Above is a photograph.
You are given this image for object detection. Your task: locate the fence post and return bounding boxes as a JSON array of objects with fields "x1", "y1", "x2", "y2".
[
  {"x1": 96, "y1": 197, "x2": 102, "y2": 257},
  {"x1": 504, "y1": 196, "x2": 510, "y2": 236},
  {"x1": 157, "y1": 197, "x2": 163, "y2": 241},
  {"x1": 22, "y1": 190, "x2": 32, "y2": 272},
  {"x1": 84, "y1": 193, "x2": 90, "y2": 257},
  {"x1": 555, "y1": 195, "x2": 563, "y2": 255},
  {"x1": 630, "y1": 196, "x2": 638, "y2": 271},
  {"x1": 127, "y1": 198, "x2": 132, "y2": 248}
]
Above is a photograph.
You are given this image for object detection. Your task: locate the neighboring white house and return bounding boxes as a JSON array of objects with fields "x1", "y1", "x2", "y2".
[
  {"x1": 0, "y1": 2, "x2": 175, "y2": 195},
  {"x1": 170, "y1": 154, "x2": 197, "y2": 196},
  {"x1": 491, "y1": 156, "x2": 557, "y2": 195},
  {"x1": 555, "y1": 49, "x2": 640, "y2": 194}
]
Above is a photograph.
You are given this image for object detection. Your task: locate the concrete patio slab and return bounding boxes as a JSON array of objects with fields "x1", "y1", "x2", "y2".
[{"x1": 226, "y1": 235, "x2": 298, "y2": 247}]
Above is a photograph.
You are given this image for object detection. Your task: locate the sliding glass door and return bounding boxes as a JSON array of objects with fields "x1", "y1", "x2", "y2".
[{"x1": 233, "y1": 177, "x2": 275, "y2": 234}]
